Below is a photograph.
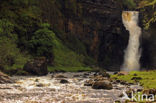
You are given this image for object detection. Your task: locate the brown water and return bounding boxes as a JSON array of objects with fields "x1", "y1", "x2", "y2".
[{"x1": 0, "y1": 72, "x2": 129, "y2": 103}]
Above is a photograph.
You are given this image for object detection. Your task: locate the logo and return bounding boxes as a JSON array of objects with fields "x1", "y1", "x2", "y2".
[{"x1": 121, "y1": 90, "x2": 155, "y2": 102}]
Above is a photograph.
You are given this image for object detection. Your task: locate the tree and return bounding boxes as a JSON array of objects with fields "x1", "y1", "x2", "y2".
[
  {"x1": 28, "y1": 23, "x2": 54, "y2": 58},
  {"x1": 138, "y1": 0, "x2": 156, "y2": 29}
]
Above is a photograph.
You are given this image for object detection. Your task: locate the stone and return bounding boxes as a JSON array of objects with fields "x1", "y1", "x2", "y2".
[
  {"x1": 84, "y1": 79, "x2": 94, "y2": 86},
  {"x1": 73, "y1": 75, "x2": 81, "y2": 78},
  {"x1": 99, "y1": 71, "x2": 110, "y2": 78},
  {"x1": 120, "y1": 80, "x2": 129, "y2": 85},
  {"x1": 93, "y1": 75, "x2": 108, "y2": 81},
  {"x1": 92, "y1": 80, "x2": 112, "y2": 90},
  {"x1": 36, "y1": 83, "x2": 44, "y2": 87},
  {"x1": 60, "y1": 79, "x2": 69, "y2": 84},
  {"x1": 133, "y1": 73, "x2": 137, "y2": 76},
  {"x1": 114, "y1": 72, "x2": 118, "y2": 75},
  {"x1": 117, "y1": 71, "x2": 129, "y2": 76},
  {"x1": 143, "y1": 89, "x2": 156, "y2": 95},
  {"x1": 83, "y1": 73, "x2": 90, "y2": 76},
  {"x1": 35, "y1": 79, "x2": 39, "y2": 82},
  {"x1": 131, "y1": 77, "x2": 142, "y2": 81},
  {"x1": 23, "y1": 57, "x2": 48, "y2": 76},
  {"x1": 130, "y1": 85, "x2": 143, "y2": 92},
  {"x1": 55, "y1": 75, "x2": 67, "y2": 78},
  {"x1": 0, "y1": 72, "x2": 14, "y2": 83}
]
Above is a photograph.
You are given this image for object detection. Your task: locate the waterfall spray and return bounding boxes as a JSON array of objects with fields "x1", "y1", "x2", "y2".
[{"x1": 121, "y1": 11, "x2": 142, "y2": 72}]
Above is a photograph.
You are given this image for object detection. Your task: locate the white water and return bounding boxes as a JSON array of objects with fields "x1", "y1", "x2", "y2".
[
  {"x1": 0, "y1": 73, "x2": 123, "y2": 103},
  {"x1": 121, "y1": 11, "x2": 142, "y2": 72}
]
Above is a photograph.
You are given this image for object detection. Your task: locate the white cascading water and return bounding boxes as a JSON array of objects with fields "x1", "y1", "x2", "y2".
[{"x1": 121, "y1": 11, "x2": 142, "y2": 72}]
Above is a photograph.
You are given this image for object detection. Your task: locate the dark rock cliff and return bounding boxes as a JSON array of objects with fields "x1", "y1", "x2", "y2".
[
  {"x1": 40, "y1": 0, "x2": 156, "y2": 70},
  {"x1": 39, "y1": 0, "x2": 129, "y2": 70}
]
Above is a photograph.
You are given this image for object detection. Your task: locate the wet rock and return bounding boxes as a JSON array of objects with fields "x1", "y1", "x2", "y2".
[
  {"x1": 149, "y1": 89, "x2": 156, "y2": 95},
  {"x1": 55, "y1": 74, "x2": 67, "y2": 78},
  {"x1": 73, "y1": 75, "x2": 81, "y2": 78},
  {"x1": 115, "y1": 79, "x2": 121, "y2": 83},
  {"x1": 120, "y1": 80, "x2": 129, "y2": 85},
  {"x1": 36, "y1": 83, "x2": 44, "y2": 87},
  {"x1": 113, "y1": 72, "x2": 118, "y2": 75},
  {"x1": 114, "y1": 79, "x2": 129, "y2": 85},
  {"x1": 130, "y1": 85, "x2": 143, "y2": 92},
  {"x1": 117, "y1": 71, "x2": 129, "y2": 76},
  {"x1": 94, "y1": 75, "x2": 108, "y2": 81},
  {"x1": 143, "y1": 89, "x2": 156, "y2": 95},
  {"x1": 125, "y1": 89, "x2": 134, "y2": 98},
  {"x1": 99, "y1": 71, "x2": 110, "y2": 78},
  {"x1": 133, "y1": 73, "x2": 137, "y2": 76},
  {"x1": 60, "y1": 79, "x2": 69, "y2": 84},
  {"x1": 93, "y1": 72, "x2": 98, "y2": 76},
  {"x1": 131, "y1": 77, "x2": 142, "y2": 81},
  {"x1": 23, "y1": 57, "x2": 48, "y2": 76},
  {"x1": 84, "y1": 79, "x2": 94, "y2": 86},
  {"x1": 35, "y1": 79, "x2": 39, "y2": 82},
  {"x1": 92, "y1": 80, "x2": 112, "y2": 90},
  {"x1": 0, "y1": 72, "x2": 14, "y2": 83},
  {"x1": 83, "y1": 73, "x2": 90, "y2": 76}
]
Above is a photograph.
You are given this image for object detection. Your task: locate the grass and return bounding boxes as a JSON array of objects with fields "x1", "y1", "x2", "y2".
[
  {"x1": 4, "y1": 64, "x2": 27, "y2": 75},
  {"x1": 48, "y1": 66, "x2": 93, "y2": 72},
  {"x1": 111, "y1": 70, "x2": 156, "y2": 89},
  {"x1": 52, "y1": 32, "x2": 86, "y2": 67}
]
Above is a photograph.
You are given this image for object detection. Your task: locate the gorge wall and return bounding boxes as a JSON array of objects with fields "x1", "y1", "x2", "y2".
[{"x1": 40, "y1": 0, "x2": 156, "y2": 70}]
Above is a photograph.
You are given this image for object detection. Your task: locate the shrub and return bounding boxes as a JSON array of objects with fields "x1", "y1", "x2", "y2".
[
  {"x1": 0, "y1": 37, "x2": 29, "y2": 67},
  {"x1": 0, "y1": 19, "x2": 17, "y2": 42},
  {"x1": 28, "y1": 23, "x2": 54, "y2": 57}
]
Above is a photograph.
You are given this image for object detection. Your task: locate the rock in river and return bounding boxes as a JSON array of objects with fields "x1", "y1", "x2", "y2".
[
  {"x1": 0, "y1": 72, "x2": 14, "y2": 83},
  {"x1": 92, "y1": 80, "x2": 112, "y2": 90},
  {"x1": 60, "y1": 79, "x2": 69, "y2": 84}
]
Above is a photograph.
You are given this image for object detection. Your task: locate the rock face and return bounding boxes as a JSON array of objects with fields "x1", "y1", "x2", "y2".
[
  {"x1": 141, "y1": 24, "x2": 156, "y2": 69},
  {"x1": 40, "y1": 0, "x2": 128, "y2": 71},
  {"x1": 0, "y1": 72, "x2": 14, "y2": 83},
  {"x1": 39, "y1": 0, "x2": 156, "y2": 70},
  {"x1": 23, "y1": 57, "x2": 48, "y2": 76}
]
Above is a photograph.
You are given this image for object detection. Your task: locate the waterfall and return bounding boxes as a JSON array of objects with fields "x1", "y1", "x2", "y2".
[{"x1": 121, "y1": 11, "x2": 142, "y2": 72}]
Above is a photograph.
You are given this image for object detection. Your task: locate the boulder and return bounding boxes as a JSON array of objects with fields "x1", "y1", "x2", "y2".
[
  {"x1": 0, "y1": 72, "x2": 14, "y2": 83},
  {"x1": 23, "y1": 57, "x2": 48, "y2": 76},
  {"x1": 60, "y1": 79, "x2": 69, "y2": 84},
  {"x1": 92, "y1": 80, "x2": 112, "y2": 90}
]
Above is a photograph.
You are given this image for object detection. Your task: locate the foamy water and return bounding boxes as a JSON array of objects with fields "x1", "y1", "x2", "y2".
[
  {"x1": 0, "y1": 73, "x2": 124, "y2": 103},
  {"x1": 121, "y1": 11, "x2": 142, "y2": 72}
]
